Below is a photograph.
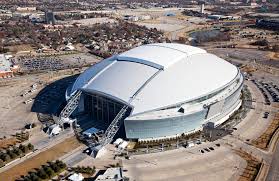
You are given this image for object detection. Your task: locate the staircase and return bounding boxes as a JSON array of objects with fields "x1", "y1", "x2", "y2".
[{"x1": 89, "y1": 105, "x2": 129, "y2": 156}]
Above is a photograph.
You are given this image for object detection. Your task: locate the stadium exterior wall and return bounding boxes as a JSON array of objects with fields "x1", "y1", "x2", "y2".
[{"x1": 124, "y1": 71, "x2": 243, "y2": 140}]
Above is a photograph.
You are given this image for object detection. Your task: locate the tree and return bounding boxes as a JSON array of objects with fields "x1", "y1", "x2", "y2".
[
  {"x1": 12, "y1": 147, "x2": 20, "y2": 155},
  {"x1": 8, "y1": 150, "x2": 17, "y2": 159},
  {"x1": 44, "y1": 167, "x2": 55, "y2": 178},
  {"x1": 23, "y1": 177, "x2": 32, "y2": 181},
  {"x1": 0, "y1": 159, "x2": 4, "y2": 167},
  {"x1": 1, "y1": 153, "x2": 10, "y2": 162},
  {"x1": 29, "y1": 173, "x2": 41, "y2": 181},
  {"x1": 50, "y1": 163, "x2": 60, "y2": 173},
  {"x1": 13, "y1": 148, "x2": 23, "y2": 156},
  {"x1": 19, "y1": 144, "x2": 24, "y2": 151},
  {"x1": 27, "y1": 143, "x2": 34, "y2": 151},
  {"x1": 0, "y1": 152, "x2": 5, "y2": 160},
  {"x1": 55, "y1": 160, "x2": 66, "y2": 169},
  {"x1": 37, "y1": 169, "x2": 48, "y2": 179},
  {"x1": 21, "y1": 145, "x2": 29, "y2": 154}
]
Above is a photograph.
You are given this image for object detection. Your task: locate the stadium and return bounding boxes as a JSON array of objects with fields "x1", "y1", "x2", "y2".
[{"x1": 65, "y1": 43, "x2": 243, "y2": 141}]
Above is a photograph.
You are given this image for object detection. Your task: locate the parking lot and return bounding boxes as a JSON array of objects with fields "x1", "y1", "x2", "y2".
[
  {"x1": 15, "y1": 53, "x2": 101, "y2": 72},
  {"x1": 123, "y1": 144, "x2": 246, "y2": 181},
  {"x1": 251, "y1": 79, "x2": 279, "y2": 105}
]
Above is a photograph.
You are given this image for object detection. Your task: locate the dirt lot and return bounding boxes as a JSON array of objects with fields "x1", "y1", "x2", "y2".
[
  {"x1": 0, "y1": 137, "x2": 18, "y2": 149},
  {"x1": 235, "y1": 149, "x2": 261, "y2": 181},
  {"x1": 0, "y1": 68, "x2": 85, "y2": 138},
  {"x1": 0, "y1": 137, "x2": 82, "y2": 181},
  {"x1": 252, "y1": 113, "x2": 279, "y2": 150}
]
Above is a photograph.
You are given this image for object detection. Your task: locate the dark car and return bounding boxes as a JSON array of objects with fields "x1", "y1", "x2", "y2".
[{"x1": 209, "y1": 147, "x2": 214, "y2": 151}]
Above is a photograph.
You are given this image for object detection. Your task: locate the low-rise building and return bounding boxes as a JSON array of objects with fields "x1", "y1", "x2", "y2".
[
  {"x1": 0, "y1": 54, "x2": 14, "y2": 78},
  {"x1": 95, "y1": 167, "x2": 123, "y2": 181}
]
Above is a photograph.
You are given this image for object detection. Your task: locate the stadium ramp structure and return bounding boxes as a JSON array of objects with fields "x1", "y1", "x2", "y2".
[
  {"x1": 89, "y1": 104, "x2": 129, "y2": 158},
  {"x1": 57, "y1": 90, "x2": 82, "y2": 126},
  {"x1": 89, "y1": 69, "x2": 163, "y2": 157}
]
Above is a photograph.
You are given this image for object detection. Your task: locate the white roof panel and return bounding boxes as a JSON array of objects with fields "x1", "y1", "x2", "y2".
[
  {"x1": 148, "y1": 43, "x2": 207, "y2": 55},
  {"x1": 130, "y1": 53, "x2": 238, "y2": 114},
  {"x1": 117, "y1": 43, "x2": 206, "y2": 70},
  {"x1": 83, "y1": 61, "x2": 158, "y2": 103},
  {"x1": 70, "y1": 57, "x2": 114, "y2": 94},
  {"x1": 71, "y1": 43, "x2": 238, "y2": 116}
]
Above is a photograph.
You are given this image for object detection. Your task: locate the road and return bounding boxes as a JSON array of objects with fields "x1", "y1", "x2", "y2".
[
  {"x1": 266, "y1": 136, "x2": 279, "y2": 181},
  {"x1": 122, "y1": 80, "x2": 278, "y2": 181},
  {"x1": 60, "y1": 145, "x2": 88, "y2": 167},
  {"x1": 0, "y1": 129, "x2": 74, "y2": 173},
  {"x1": 233, "y1": 80, "x2": 273, "y2": 141}
]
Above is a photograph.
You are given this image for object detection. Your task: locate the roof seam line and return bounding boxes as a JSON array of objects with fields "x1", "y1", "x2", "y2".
[
  {"x1": 82, "y1": 59, "x2": 117, "y2": 89},
  {"x1": 146, "y1": 44, "x2": 190, "y2": 55},
  {"x1": 130, "y1": 69, "x2": 162, "y2": 103}
]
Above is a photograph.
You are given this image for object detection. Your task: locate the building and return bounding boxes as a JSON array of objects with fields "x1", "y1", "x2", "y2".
[
  {"x1": 95, "y1": 167, "x2": 123, "y2": 181},
  {"x1": 123, "y1": 15, "x2": 139, "y2": 22},
  {"x1": 200, "y1": 3, "x2": 205, "y2": 14},
  {"x1": 256, "y1": 19, "x2": 279, "y2": 30},
  {"x1": 45, "y1": 11, "x2": 56, "y2": 25},
  {"x1": 46, "y1": 124, "x2": 61, "y2": 136},
  {"x1": 67, "y1": 43, "x2": 243, "y2": 140},
  {"x1": 68, "y1": 173, "x2": 84, "y2": 181},
  {"x1": 16, "y1": 7, "x2": 36, "y2": 12},
  {"x1": 0, "y1": 54, "x2": 14, "y2": 78}
]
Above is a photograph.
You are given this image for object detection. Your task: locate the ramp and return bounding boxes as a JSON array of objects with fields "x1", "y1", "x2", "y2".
[
  {"x1": 57, "y1": 90, "x2": 82, "y2": 125},
  {"x1": 89, "y1": 105, "x2": 129, "y2": 157}
]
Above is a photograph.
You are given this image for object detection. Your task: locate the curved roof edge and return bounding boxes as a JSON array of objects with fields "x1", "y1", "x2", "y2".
[
  {"x1": 146, "y1": 43, "x2": 207, "y2": 55},
  {"x1": 117, "y1": 43, "x2": 206, "y2": 70}
]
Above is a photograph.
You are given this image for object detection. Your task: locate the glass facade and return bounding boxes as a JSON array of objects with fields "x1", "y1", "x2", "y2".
[
  {"x1": 84, "y1": 93, "x2": 124, "y2": 126},
  {"x1": 81, "y1": 71, "x2": 243, "y2": 140},
  {"x1": 124, "y1": 74, "x2": 243, "y2": 140},
  {"x1": 124, "y1": 109, "x2": 208, "y2": 139}
]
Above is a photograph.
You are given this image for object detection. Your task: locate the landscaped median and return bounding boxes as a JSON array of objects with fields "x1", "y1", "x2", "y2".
[
  {"x1": 0, "y1": 136, "x2": 82, "y2": 181},
  {"x1": 17, "y1": 160, "x2": 66, "y2": 181},
  {"x1": 16, "y1": 161, "x2": 96, "y2": 181},
  {"x1": 0, "y1": 132, "x2": 30, "y2": 150},
  {"x1": 0, "y1": 143, "x2": 34, "y2": 168},
  {"x1": 234, "y1": 149, "x2": 262, "y2": 181},
  {"x1": 251, "y1": 112, "x2": 279, "y2": 150}
]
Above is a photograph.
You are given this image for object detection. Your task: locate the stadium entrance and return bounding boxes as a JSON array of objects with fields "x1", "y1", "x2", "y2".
[{"x1": 83, "y1": 93, "x2": 129, "y2": 128}]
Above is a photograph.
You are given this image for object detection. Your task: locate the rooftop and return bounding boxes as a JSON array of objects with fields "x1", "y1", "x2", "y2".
[
  {"x1": 117, "y1": 43, "x2": 206, "y2": 70},
  {"x1": 0, "y1": 54, "x2": 12, "y2": 72},
  {"x1": 71, "y1": 43, "x2": 238, "y2": 115}
]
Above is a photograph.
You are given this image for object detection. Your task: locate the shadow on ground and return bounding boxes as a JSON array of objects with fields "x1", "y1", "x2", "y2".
[{"x1": 31, "y1": 75, "x2": 79, "y2": 122}]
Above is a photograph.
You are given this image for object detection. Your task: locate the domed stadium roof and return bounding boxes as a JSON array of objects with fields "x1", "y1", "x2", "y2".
[{"x1": 69, "y1": 43, "x2": 238, "y2": 115}]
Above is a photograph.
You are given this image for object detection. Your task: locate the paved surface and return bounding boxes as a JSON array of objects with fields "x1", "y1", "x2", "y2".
[
  {"x1": 60, "y1": 145, "x2": 88, "y2": 167},
  {"x1": 0, "y1": 77, "x2": 40, "y2": 137},
  {"x1": 123, "y1": 145, "x2": 246, "y2": 181},
  {"x1": 0, "y1": 129, "x2": 74, "y2": 173},
  {"x1": 266, "y1": 137, "x2": 279, "y2": 181},
  {"x1": 122, "y1": 79, "x2": 278, "y2": 181},
  {"x1": 233, "y1": 80, "x2": 273, "y2": 141}
]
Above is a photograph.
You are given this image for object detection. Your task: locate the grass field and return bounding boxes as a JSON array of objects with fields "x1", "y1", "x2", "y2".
[{"x1": 0, "y1": 136, "x2": 82, "y2": 181}]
